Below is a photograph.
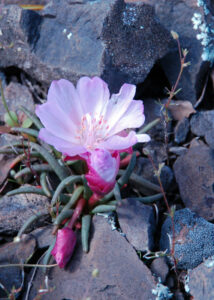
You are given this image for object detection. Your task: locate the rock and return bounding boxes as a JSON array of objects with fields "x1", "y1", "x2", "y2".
[
  {"x1": 174, "y1": 118, "x2": 190, "y2": 144},
  {"x1": 0, "y1": 133, "x2": 22, "y2": 147},
  {"x1": 26, "y1": 216, "x2": 156, "y2": 300},
  {"x1": 0, "y1": 192, "x2": 50, "y2": 235},
  {"x1": 0, "y1": 155, "x2": 14, "y2": 185},
  {"x1": 174, "y1": 291, "x2": 185, "y2": 300},
  {"x1": 135, "y1": 157, "x2": 174, "y2": 194},
  {"x1": 190, "y1": 110, "x2": 214, "y2": 148},
  {"x1": 173, "y1": 145, "x2": 214, "y2": 220},
  {"x1": 143, "y1": 140, "x2": 168, "y2": 164},
  {"x1": 0, "y1": 234, "x2": 36, "y2": 298},
  {"x1": 160, "y1": 208, "x2": 214, "y2": 269},
  {"x1": 7, "y1": 0, "x2": 48, "y2": 3},
  {"x1": 0, "y1": 134, "x2": 25, "y2": 185},
  {"x1": 189, "y1": 137, "x2": 206, "y2": 148},
  {"x1": 31, "y1": 225, "x2": 54, "y2": 249},
  {"x1": 0, "y1": 82, "x2": 34, "y2": 123},
  {"x1": 150, "y1": 257, "x2": 169, "y2": 283},
  {"x1": 142, "y1": 98, "x2": 171, "y2": 142},
  {"x1": 169, "y1": 146, "x2": 188, "y2": 156},
  {"x1": 117, "y1": 198, "x2": 156, "y2": 251},
  {"x1": 0, "y1": 0, "x2": 170, "y2": 92},
  {"x1": 144, "y1": 0, "x2": 213, "y2": 104},
  {"x1": 189, "y1": 257, "x2": 214, "y2": 300}
]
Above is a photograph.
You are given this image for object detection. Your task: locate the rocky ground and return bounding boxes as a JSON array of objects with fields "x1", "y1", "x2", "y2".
[{"x1": 0, "y1": 0, "x2": 214, "y2": 299}]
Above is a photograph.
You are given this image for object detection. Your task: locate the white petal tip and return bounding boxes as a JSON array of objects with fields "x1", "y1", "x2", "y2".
[{"x1": 136, "y1": 134, "x2": 151, "y2": 143}]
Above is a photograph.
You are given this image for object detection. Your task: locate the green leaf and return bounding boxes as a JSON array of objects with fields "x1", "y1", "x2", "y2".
[
  {"x1": 22, "y1": 118, "x2": 33, "y2": 128},
  {"x1": 4, "y1": 111, "x2": 18, "y2": 127}
]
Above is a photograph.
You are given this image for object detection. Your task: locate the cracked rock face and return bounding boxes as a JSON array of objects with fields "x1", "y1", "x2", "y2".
[
  {"x1": 133, "y1": 0, "x2": 212, "y2": 104},
  {"x1": 0, "y1": 0, "x2": 170, "y2": 92},
  {"x1": 25, "y1": 216, "x2": 156, "y2": 300},
  {"x1": 0, "y1": 192, "x2": 50, "y2": 235}
]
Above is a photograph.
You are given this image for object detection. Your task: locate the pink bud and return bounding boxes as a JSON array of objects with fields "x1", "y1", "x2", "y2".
[
  {"x1": 51, "y1": 227, "x2": 77, "y2": 268},
  {"x1": 85, "y1": 149, "x2": 120, "y2": 195}
]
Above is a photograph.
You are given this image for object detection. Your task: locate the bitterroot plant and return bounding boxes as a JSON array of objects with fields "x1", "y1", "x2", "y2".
[{"x1": 0, "y1": 76, "x2": 163, "y2": 269}]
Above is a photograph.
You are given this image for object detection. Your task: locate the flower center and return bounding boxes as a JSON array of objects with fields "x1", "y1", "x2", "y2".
[{"x1": 75, "y1": 113, "x2": 109, "y2": 150}]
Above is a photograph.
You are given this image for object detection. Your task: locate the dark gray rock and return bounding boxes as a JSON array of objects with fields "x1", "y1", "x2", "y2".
[
  {"x1": 25, "y1": 215, "x2": 156, "y2": 299},
  {"x1": 142, "y1": 98, "x2": 171, "y2": 142},
  {"x1": 189, "y1": 257, "x2": 214, "y2": 300},
  {"x1": 0, "y1": 82, "x2": 34, "y2": 123},
  {"x1": 135, "y1": 0, "x2": 212, "y2": 104},
  {"x1": 173, "y1": 145, "x2": 214, "y2": 220},
  {"x1": 31, "y1": 225, "x2": 54, "y2": 249},
  {"x1": 0, "y1": 192, "x2": 50, "y2": 235},
  {"x1": 117, "y1": 198, "x2": 156, "y2": 251},
  {"x1": 5, "y1": 0, "x2": 48, "y2": 3},
  {"x1": 174, "y1": 118, "x2": 190, "y2": 144},
  {"x1": 169, "y1": 146, "x2": 188, "y2": 156},
  {"x1": 0, "y1": 234, "x2": 36, "y2": 298},
  {"x1": 0, "y1": 0, "x2": 170, "y2": 92},
  {"x1": 160, "y1": 208, "x2": 214, "y2": 269},
  {"x1": 0, "y1": 133, "x2": 22, "y2": 147},
  {"x1": 135, "y1": 157, "x2": 174, "y2": 194},
  {"x1": 150, "y1": 257, "x2": 169, "y2": 283},
  {"x1": 0, "y1": 134, "x2": 25, "y2": 185},
  {"x1": 190, "y1": 110, "x2": 214, "y2": 149}
]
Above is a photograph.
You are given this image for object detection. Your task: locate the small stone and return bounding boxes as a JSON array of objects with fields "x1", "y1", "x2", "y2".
[
  {"x1": 134, "y1": 157, "x2": 174, "y2": 194},
  {"x1": 117, "y1": 198, "x2": 156, "y2": 251},
  {"x1": 31, "y1": 225, "x2": 54, "y2": 249},
  {"x1": 189, "y1": 137, "x2": 205, "y2": 148},
  {"x1": 150, "y1": 257, "x2": 169, "y2": 283},
  {"x1": 190, "y1": 110, "x2": 214, "y2": 149},
  {"x1": 0, "y1": 82, "x2": 34, "y2": 123},
  {"x1": 25, "y1": 216, "x2": 156, "y2": 299},
  {"x1": 141, "y1": 98, "x2": 170, "y2": 142},
  {"x1": 160, "y1": 208, "x2": 214, "y2": 269},
  {"x1": 174, "y1": 118, "x2": 190, "y2": 144},
  {"x1": 0, "y1": 133, "x2": 22, "y2": 147},
  {"x1": 0, "y1": 192, "x2": 50, "y2": 235},
  {"x1": 169, "y1": 146, "x2": 188, "y2": 156},
  {"x1": 189, "y1": 257, "x2": 214, "y2": 300},
  {"x1": 174, "y1": 290, "x2": 185, "y2": 300},
  {"x1": 0, "y1": 235, "x2": 36, "y2": 298},
  {"x1": 173, "y1": 145, "x2": 214, "y2": 220}
]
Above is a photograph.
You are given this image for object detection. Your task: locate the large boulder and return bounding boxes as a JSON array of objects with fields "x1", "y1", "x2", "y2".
[
  {"x1": 0, "y1": 0, "x2": 170, "y2": 92},
  {"x1": 129, "y1": 0, "x2": 213, "y2": 104}
]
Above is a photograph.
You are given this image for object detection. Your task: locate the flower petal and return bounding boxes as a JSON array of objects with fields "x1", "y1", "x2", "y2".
[
  {"x1": 38, "y1": 128, "x2": 86, "y2": 156},
  {"x1": 107, "y1": 99, "x2": 145, "y2": 136},
  {"x1": 47, "y1": 79, "x2": 83, "y2": 125},
  {"x1": 99, "y1": 131, "x2": 138, "y2": 151},
  {"x1": 104, "y1": 84, "x2": 136, "y2": 130},
  {"x1": 36, "y1": 103, "x2": 77, "y2": 142},
  {"x1": 77, "y1": 76, "x2": 110, "y2": 117},
  {"x1": 136, "y1": 134, "x2": 151, "y2": 143}
]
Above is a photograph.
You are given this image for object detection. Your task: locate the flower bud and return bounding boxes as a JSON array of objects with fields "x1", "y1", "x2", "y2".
[
  {"x1": 86, "y1": 149, "x2": 120, "y2": 195},
  {"x1": 51, "y1": 227, "x2": 77, "y2": 268}
]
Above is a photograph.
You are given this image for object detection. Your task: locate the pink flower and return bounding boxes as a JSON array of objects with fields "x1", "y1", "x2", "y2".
[
  {"x1": 51, "y1": 227, "x2": 76, "y2": 268},
  {"x1": 35, "y1": 77, "x2": 150, "y2": 157},
  {"x1": 86, "y1": 149, "x2": 120, "y2": 195}
]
